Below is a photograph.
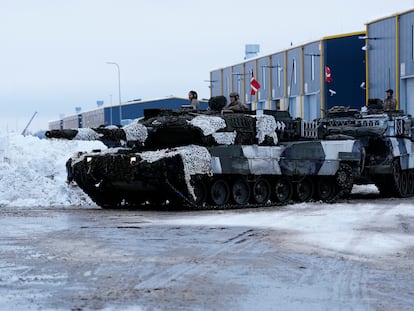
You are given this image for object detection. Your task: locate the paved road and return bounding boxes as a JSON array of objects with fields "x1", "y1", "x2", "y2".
[{"x1": 0, "y1": 199, "x2": 413, "y2": 310}]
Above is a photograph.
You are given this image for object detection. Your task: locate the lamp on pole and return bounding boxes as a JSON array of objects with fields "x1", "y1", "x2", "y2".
[{"x1": 106, "y1": 62, "x2": 122, "y2": 124}]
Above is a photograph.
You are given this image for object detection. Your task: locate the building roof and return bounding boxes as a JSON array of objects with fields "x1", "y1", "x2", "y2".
[{"x1": 365, "y1": 8, "x2": 414, "y2": 25}]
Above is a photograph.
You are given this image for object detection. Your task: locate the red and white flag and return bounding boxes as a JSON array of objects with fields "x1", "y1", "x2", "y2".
[
  {"x1": 325, "y1": 66, "x2": 333, "y2": 83},
  {"x1": 250, "y1": 72, "x2": 261, "y2": 95}
]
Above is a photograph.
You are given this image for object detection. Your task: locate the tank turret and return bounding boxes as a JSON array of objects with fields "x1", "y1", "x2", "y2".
[
  {"x1": 46, "y1": 107, "x2": 293, "y2": 148},
  {"x1": 319, "y1": 105, "x2": 412, "y2": 139}
]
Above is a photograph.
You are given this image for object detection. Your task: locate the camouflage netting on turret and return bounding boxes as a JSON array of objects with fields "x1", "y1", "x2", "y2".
[
  {"x1": 122, "y1": 121, "x2": 148, "y2": 143},
  {"x1": 139, "y1": 145, "x2": 213, "y2": 200},
  {"x1": 254, "y1": 115, "x2": 278, "y2": 144},
  {"x1": 74, "y1": 128, "x2": 103, "y2": 140}
]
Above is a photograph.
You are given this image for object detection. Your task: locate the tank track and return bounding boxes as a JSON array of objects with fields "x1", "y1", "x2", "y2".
[
  {"x1": 75, "y1": 169, "x2": 354, "y2": 211},
  {"x1": 163, "y1": 173, "x2": 353, "y2": 210},
  {"x1": 375, "y1": 160, "x2": 414, "y2": 198}
]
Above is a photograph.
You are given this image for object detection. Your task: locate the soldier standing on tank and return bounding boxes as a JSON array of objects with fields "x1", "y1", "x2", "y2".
[
  {"x1": 188, "y1": 90, "x2": 200, "y2": 109},
  {"x1": 225, "y1": 92, "x2": 244, "y2": 111},
  {"x1": 383, "y1": 89, "x2": 397, "y2": 111}
]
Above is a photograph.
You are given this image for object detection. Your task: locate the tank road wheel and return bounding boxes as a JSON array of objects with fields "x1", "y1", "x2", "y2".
[
  {"x1": 316, "y1": 177, "x2": 336, "y2": 201},
  {"x1": 389, "y1": 160, "x2": 410, "y2": 197},
  {"x1": 400, "y1": 171, "x2": 409, "y2": 197},
  {"x1": 389, "y1": 160, "x2": 402, "y2": 197},
  {"x1": 252, "y1": 178, "x2": 271, "y2": 204},
  {"x1": 210, "y1": 179, "x2": 230, "y2": 206},
  {"x1": 408, "y1": 170, "x2": 414, "y2": 195},
  {"x1": 148, "y1": 195, "x2": 166, "y2": 208},
  {"x1": 295, "y1": 177, "x2": 314, "y2": 202},
  {"x1": 336, "y1": 163, "x2": 354, "y2": 198},
  {"x1": 93, "y1": 190, "x2": 123, "y2": 209},
  {"x1": 84, "y1": 180, "x2": 123, "y2": 209},
  {"x1": 232, "y1": 178, "x2": 251, "y2": 205},
  {"x1": 273, "y1": 177, "x2": 293, "y2": 204},
  {"x1": 192, "y1": 179, "x2": 208, "y2": 205}
]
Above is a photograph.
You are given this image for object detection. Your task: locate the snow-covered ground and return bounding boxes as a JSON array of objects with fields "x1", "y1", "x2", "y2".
[{"x1": 0, "y1": 132, "x2": 413, "y2": 310}]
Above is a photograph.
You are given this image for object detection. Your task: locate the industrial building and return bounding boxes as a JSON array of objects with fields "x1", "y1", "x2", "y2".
[
  {"x1": 209, "y1": 32, "x2": 366, "y2": 121},
  {"x1": 49, "y1": 9, "x2": 414, "y2": 130},
  {"x1": 365, "y1": 8, "x2": 414, "y2": 114},
  {"x1": 210, "y1": 9, "x2": 414, "y2": 119}
]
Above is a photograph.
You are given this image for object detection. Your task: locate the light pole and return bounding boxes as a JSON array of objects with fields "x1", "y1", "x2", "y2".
[
  {"x1": 106, "y1": 62, "x2": 122, "y2": 124},
  {"x1": 109, "y1": 94, "x2": 113, "y2": 125}
]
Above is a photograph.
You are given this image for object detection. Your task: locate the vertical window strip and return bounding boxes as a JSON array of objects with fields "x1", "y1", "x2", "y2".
[
  {"x1": 412, "y1": 25, "x2": 414, "y2": 60},
  {"x1": 293, "y1": 58, "x2": 297, "y2": 84},
  {"x1": 311, "y1": 55, "x2": 315, "y2": 81}
]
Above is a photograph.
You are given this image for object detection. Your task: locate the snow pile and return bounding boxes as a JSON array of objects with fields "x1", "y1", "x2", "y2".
[{"x1": 0, "y1": 133, "x2": 106, "y2": 207}]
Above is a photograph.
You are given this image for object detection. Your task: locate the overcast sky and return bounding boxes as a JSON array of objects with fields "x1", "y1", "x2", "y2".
[{"x1": 1, "y1": 0, "x2": 413, "y2": 132}]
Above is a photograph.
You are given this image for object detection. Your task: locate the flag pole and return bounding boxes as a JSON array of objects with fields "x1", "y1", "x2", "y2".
[{"x1": 250, "y1": 70, "x2": 253, "y2": 110}]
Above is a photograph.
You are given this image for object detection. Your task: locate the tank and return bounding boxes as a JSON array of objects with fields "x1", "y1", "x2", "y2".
[
  {"x1": 318, "y1": 104, "x2": 414, "y2": 198},
  {"x1": 47, "y1": 98, "x2": 363, "y2": 209}
]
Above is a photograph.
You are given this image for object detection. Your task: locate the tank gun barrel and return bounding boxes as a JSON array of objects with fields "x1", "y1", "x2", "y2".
[
  {"x1": 45, "y1": 121, "x2": 148, "y2": 147},
  {"x1": 45, "y1": 129, "x2": 80, "y2": 140}
]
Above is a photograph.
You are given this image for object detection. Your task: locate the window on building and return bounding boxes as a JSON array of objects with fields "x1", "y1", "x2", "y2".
[
  {"x1": 293, "y1": 58, "x2": 297, "y2": 84},
  {"x1": 412, "y1": 25, "x2": 414, "y2": 60},
  {"x1": 277, "y1": 65, "x2": 282, "y2": 87},
  {"x1": 226, "y1": 76, "x2": 230, "y2": 92},
  {"x1": 311, "y1": 55, "x2": 315, "y2": 81}
]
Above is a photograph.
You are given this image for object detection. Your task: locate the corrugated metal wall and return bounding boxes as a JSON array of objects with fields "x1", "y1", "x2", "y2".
[
  {"x1": 232, "y1": 64, "x2": 244, "y2": 100},
  {"x1": 367, "y1": 17, "x2": 397, "y2": 100},
  {"x1": 83, "y1": 108, "x2": 105, "y2": 128},
  {"x1": 303, "y1": 42, "x2": 321, "y2": 120},
  {"x1": 397, "y1": 11, "x2": 414, "y2": 114},
  {"x1": 270, "y1": 53, "x2": 285, "y2": 95},
  {"x1": 210, "y1": 70, "x2": 221, "y2": 97},
  {"x1": 210, "y1": 32, "x2": 365, "y2": 120}
]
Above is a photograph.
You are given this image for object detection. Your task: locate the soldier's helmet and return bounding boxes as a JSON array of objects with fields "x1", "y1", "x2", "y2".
[{"x1": 229, "y1": 92, "x2": 239, "y2": 99}]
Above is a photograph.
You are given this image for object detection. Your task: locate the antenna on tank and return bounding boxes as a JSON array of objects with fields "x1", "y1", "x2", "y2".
[{"x1": 21, "y1": 111, "x2": 38, "y2": 136}]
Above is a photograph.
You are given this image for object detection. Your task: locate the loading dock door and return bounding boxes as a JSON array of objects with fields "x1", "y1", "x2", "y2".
[{"x1": 406, "y1": 78, "x2": 414, "y2": 115}]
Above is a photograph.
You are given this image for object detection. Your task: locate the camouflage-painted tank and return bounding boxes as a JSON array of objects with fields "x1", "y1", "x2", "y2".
[
  {"x1": 46, "y1": 97, "x2": 363, "y2": 209},
  {"x1": 319, "y1": 104, "x2": 414, "y2": 198}
]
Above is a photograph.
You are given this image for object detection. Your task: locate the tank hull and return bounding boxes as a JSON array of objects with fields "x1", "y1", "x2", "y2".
[{"x1": 68, "y1": 140, "x2": 362, "y2": 209}]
